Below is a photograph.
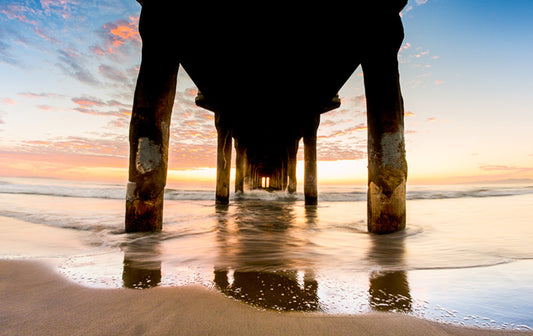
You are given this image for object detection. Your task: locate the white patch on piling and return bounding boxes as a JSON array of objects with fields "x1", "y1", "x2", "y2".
[
  {"x1": 136, "y1": 137, "x2": 161, "y2": 174},
  {"x1": 126, "y1": 181, "x2": 136, "y2": 201},
  {"x1": 381, "y1": 132, "x2": 404, "y2": 169}
]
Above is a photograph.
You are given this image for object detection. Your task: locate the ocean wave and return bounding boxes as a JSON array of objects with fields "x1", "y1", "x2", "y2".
[{"x1": 1, "y1": 179, "x2": 532, "y2": 202}]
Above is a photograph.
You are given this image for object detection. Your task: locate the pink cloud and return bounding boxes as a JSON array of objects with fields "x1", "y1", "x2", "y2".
[
  {"x1": 37, "y1": 105, "x2": 53, "y2": 111},
  {"x1": 40, "y1": 0, "x2": 79, "y2": 19},
  {"x1": 0, "y1": 5, "x2": 37, "y2": 25},
  {"x1": 1, "y1": 98, "x2": 16, "y2": 105},
  {"x1": 34, "y1": 27, "x2": 60, "y2": 44}
]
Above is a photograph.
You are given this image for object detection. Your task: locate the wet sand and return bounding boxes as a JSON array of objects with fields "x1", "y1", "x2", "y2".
[{"x1": 1, "y1": 260, "x2": 532, "y2": 336}]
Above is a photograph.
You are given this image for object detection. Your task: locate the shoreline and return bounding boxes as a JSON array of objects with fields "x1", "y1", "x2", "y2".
[{"x1": 1, "y1": 260, "x2": 532, "y2": 336}]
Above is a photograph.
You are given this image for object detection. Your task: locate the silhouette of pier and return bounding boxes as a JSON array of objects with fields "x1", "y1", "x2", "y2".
[{"x1": 125, "y1": 2, "x2": 408, "y2": 234}]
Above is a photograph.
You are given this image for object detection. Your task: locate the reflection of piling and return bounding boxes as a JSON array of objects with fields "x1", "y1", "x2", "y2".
[
  {"x1": 369, "y1": 271, "x2": 411, "y2": 312},
  {"x1": 367, "y1": 230, "x2": 411, "y2": 312},
  {"x1": 123, "y1": 260, "x2": 162, "y2": 289},
  {"x1": 122, "y1": 236, "x2": 162, "y2": 289},
  {"x1": 214, "y1": 270, "x2": 319, "y2": 312}
]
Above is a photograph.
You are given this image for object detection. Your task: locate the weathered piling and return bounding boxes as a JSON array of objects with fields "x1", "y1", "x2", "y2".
[
  {"x1": 234, "y1": 139, "x2": 245, "y2": 193},
  {"x1": 125, "y1": 4, "x2": 179, "y2": 232},
  {"x1": 287, "y1": 140, "x2": 298, "y2": 194},
  {"x1": 362, "y1": 14, "x2": 407, "y2": 234},
  {"x1": 303, "y1": 114, "x2": 320, "y2": 205},
  {"x1": 215, "y1": 112, "x2": 232, "y2": 204}
]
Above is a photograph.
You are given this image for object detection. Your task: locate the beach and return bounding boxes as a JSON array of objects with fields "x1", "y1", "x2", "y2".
[
  {"x1": 1, "y1": 177, "x2": 533, "y2": 334},
  {"x1": 2, "y1": 260, "x2": 532, "y2": 336}
]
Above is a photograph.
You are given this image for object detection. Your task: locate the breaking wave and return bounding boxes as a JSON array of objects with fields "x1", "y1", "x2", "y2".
[{"x1": 1, "y1": 178, "x2": 532, "y2": 202}]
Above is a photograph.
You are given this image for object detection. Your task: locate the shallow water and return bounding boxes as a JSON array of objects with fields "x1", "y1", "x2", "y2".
[{"x1": 1, "y1": 177, "x2": 532, "y2": 330}]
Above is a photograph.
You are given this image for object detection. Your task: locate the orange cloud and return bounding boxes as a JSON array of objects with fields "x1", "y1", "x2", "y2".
[
  {"x1": 0, "y1": 150, "x2": 128, "y2": 182},
  {"x1": 479, "y1": 165, "x2": 533, "y2": 172},
  {"x1": 110, "y1": 25, "x2": 137, "y2": 40},
  {"x1": 405, "y1": 111, "x2": 415, "y2": 117},
  {"x1": 72, "y1": 97, "x2": 105, "y2": 109},
  {"x1": 96, "y1": 17, "x2": 141, "y2": 55}
]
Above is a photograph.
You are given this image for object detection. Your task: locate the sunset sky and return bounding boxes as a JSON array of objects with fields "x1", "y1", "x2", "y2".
[{"x1": 1, "y1": 0, "x2": 532, "y2": 186}]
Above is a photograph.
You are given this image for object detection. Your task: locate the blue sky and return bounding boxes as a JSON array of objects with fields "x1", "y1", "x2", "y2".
[{"x1": 1, "y1": 0, "x2": 532, "y2": 184}]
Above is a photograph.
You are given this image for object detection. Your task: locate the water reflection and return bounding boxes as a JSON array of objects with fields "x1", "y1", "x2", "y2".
[
  {"x1": 118, "y1": 199, "x2": 412, "y2": 313},
  {"x1": 367, "y1": 232, "x2": 412, "y2": 312},
  {"x1": 122, "y1": 234, "x2": 162, "y2": 289},
  {"x1": 214, "y1": 202, "x2": 319, "y2": 311}
]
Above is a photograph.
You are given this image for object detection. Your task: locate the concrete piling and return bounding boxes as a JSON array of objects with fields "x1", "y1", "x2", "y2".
[
  {"x1": 215, "y1": 112, "x2": 232, "y2": 204},
  {"x1": 363, "y1": 50, "x2": 407, "y2": 234},
  {"x1": 125, "y1": 4, "x2": 179, "y2": 232}
]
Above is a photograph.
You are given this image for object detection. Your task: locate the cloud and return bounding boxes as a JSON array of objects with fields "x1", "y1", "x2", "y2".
[
  {"x1": 37, "y1": 105, "x2": 54, "y2": 111},
  {"x1": 98, "y1": 64, "x2": 129, "y2": 83},
  {"x1": 0, "y1": 3, "x2": 38, "y2": 24},
  {"x1": 0, "y1": 149, "x2": 128, "y2": 180},
  {"x1": 56, "y1": 49, "x2": 100, "y2": 85},
  {"x1": 1, "y1": 98, "x2": 16, "y2": 105},
  {"x1": 18, "y1": 92, "x2": 61, "y2": 99},
  {"x1": 319, "y1": 123, "x2": 367, "y2": 139},
  {"x1": 70, "y1": 96, "x2": 132, "y2": 121},
  {"x1": 404, "y1": 111, "x2": 415, "y2": 117},
  {"x1": 0, "y1": 39, "x2": 20, "y2": 66},
  {"x1": 72, "y1": 96, "x2": 105, "y2": 108},
  {"x1": 92, "y1": 16, "x2": 140, "y2": 56},
  {"x1": 40, "y1": 0, "x2": 80, "y2": 19},
  {"x1": 479, "y1": 165, "x2": 533, "y2": 172},
  {"x1": 34, "y1": 27, "x2": 60, "y2": 44},
  {"x1": 169, "y1": 144, "x2": 217, "y2": 169},
  {"x1": 19, "y1": 135, "x2": 128, "y2": 158},
  {"x1": 317, "y1": 142, "x2": 365, "y2": 161}
]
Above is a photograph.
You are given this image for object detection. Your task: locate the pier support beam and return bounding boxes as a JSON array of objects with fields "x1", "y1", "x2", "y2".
[
  {"x1": 125, "y1": 4, "x2": 179, "y2": 232},
  {"x1": 235, "y1": 140, "x2": 245, "y2": 193},
  {"x1": 215, "y1": 112, "x2": 232, "y2": 204},
  {"x1": 363, "y1": 44, "x2": 407, "y2": 234},
  {"x1": 303, "y1": 115, "x2": 320, "y2": 205},
  {"x1": 287, "y1": 139, "x2": 299, "y2": 194}
]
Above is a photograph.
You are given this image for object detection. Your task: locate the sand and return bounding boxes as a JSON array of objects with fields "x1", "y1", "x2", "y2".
[{"x1": 1, "y1": 260, "x2": 532, "y2": 336}]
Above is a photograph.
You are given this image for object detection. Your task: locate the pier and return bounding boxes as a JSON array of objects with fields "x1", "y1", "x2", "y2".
[{"x1": 125, "y1": 1, "x2": 408, "y2": 234}]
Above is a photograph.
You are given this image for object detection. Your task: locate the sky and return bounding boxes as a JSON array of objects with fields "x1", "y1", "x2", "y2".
[{"x1": 1, "y1": 0, "x2": 532, "y2": 186}]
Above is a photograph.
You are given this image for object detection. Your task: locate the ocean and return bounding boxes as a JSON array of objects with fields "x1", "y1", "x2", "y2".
[{"x1": 1, "y1": 176, "x2": 532, "y2": 330}]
